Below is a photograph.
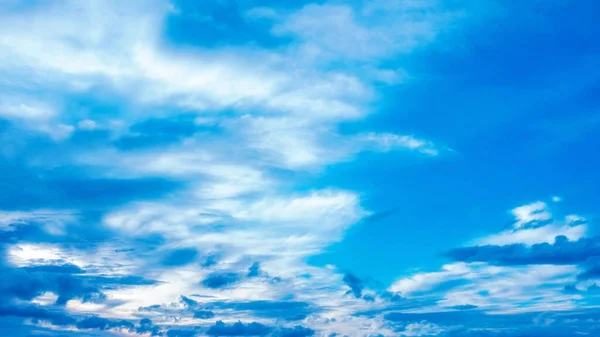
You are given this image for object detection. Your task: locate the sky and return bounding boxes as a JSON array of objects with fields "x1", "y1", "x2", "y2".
[{"x1": 0, "y1": 0, "x2": 599, "y2": 336}]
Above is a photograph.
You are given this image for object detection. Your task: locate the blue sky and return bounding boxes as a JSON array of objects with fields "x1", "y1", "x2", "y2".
[{"x1": 1, "y1": 0, "x2": 599, "y2": 336}]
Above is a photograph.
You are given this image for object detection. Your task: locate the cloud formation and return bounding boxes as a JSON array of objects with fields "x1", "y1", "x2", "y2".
[
  {"x1": 1, "y1": 0, "x2": 599, "y2": 336},
  {"x1": 446, "y1": 235, "x2": 600, "y2": 266}
]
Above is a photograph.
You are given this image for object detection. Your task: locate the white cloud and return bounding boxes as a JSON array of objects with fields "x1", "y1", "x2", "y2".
[
  {"x1": 511, "y1": 201, "x2": 552, "y2": 229},
  {"x1": 7, "y1": 242, "x2": 142, "y2": 278},
  {"x1": 274, "y1": 4, "x2": 386, "y2": 60},
  {"x1": 0, "y1": 0, "x2": 371, "y2": 121},
  {"x1": 31, "y1": 292, "x2": 59, "y2": 306},
  {"x1": 98, "y1": 184, "x2": 369, "y2": 319},
  {"x1": 0, "y1": 0, "x2": 459, "y2": 333},
  {"x1": 389, "y1": 262, "x2": 473, "y2": 295},
  {"x1": 0, "y1": 96, "x2": 56, "y2": 121},
  {"x1": 390, "y1": 262, "x2": 579, "y2": 313},
  {"x1": 400, "y1": 321, "x2": 446, "y2": 336},
  {"x1": 0, "y1": 0, "x2": 448, "y2": 168},
  {"x1": 478, "y1": 202, "x2": 588, "y2": 245},
  {"x1": 65, "y1": 299, "x2": 107, "y2": 315},
  {"x1": 478, "y1": 223, "x2": 586, "y2": 246},
  {"x1": 359, "y1": 132, "x2": 442, "y2": 155},
  {"x1": 0, "y1": 95, "x2": 73, "y2": 139},
  {"x1": 390, "y1": 201, "x2": 590, "y2": 314},
  {"x1": 77, "y1": 119, "x2": 97, "y2": 130},
  {"x1": 232, "y1": 115, "x2": 336, "y2": 169},
  {"x1": 7, "y1": 243, "x2": 67, "y2": 266},
  {"x1": 304, "y1": 314, "x2": 397, "y2": 337},
  {"x1": 38, "y1": 123, "x2": 75, "y2": 140},
  {"x1": 104, "y1": 188, "x2": 365, "y2": 256},
  {"x1": 273, "y1": 1, "x2": 459, "y2": 62},
  {"x1": 0, "y1": 0, "x2": 593, "y2": 334}
]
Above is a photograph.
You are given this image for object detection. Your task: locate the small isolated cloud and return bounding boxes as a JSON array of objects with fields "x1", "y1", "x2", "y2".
[
  {"x1": 511, "y1": 201, "x2": 552, "y2": 229},
  {"x1": 77, "y1": 119, "x2": 97, "y2": 130},
  {"x1": 359, "y1": 132, "x2": 442, "y2": 156}
]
